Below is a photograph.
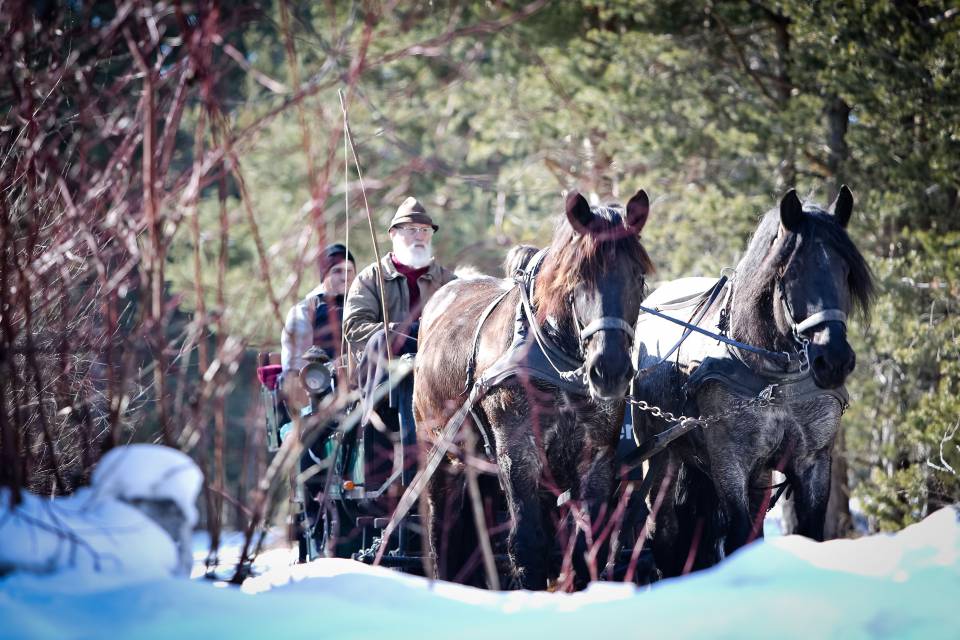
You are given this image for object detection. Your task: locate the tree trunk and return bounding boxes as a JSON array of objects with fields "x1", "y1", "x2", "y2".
[
  {"x1": 824, "y1": 95, "x2": 851, "y2": 194},
  {"x1": 823, "y1": 93, "x2": 854, "y2": 538},
  {"x1": 784, "y1": 94, "x2": 855, "y2": 539},
  {"x1": 771, "y1": 13, "x2": 795, "y2": 190}
]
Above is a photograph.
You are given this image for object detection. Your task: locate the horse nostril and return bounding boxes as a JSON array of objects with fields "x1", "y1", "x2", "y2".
[
  {"x1": 813, "y1": 355, "x2": 827, "y2": 372},
  {"x1": 589, "y1": 364, "x2": 604, "y2": 383}
]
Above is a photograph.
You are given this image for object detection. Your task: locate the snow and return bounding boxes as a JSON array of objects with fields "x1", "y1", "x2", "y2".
[
  {"x1": 91, "y1": 444, "x2": 203, "y2": 529},
  {"x1": 189, "y1": 529, "x2": 289, "y2": 581},
  {"x1": 0, "y1": 445, "x2": 202, "y2": 580},
  {"x1": 1, "y1": 444, "x2": 957, "y2": 638},
  {"x1": 0, "y1": 488, "x2": 179, "y2": 580},
  {"x1": 1, "y1": 509, "x2": 957, "y2": 639}
]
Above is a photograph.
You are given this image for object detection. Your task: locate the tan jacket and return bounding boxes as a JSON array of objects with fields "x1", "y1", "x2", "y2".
[{"x1": 343, "y1": 253, "x2": 456, "y2": 359}]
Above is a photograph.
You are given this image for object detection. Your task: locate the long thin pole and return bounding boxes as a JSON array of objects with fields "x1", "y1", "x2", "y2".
[{"x1": 338, "y1": 90, "x2": 392, "y2": 376}]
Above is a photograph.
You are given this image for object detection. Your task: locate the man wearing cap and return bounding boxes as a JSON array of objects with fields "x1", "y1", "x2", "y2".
[
  {"x1": 343, "y1": 198, "x2": 455, "y2": 450},
  {"x1": 343, "y1": 197, "x2": 456, "y2": 361},
  {"x1": 277, "y1": 243, "x2": 355, "y2": 555},
  {"x1": 281, "y1": 242, "x2": 357, "y2": 374}
]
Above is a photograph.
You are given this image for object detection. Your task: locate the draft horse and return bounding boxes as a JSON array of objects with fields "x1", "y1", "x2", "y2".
[
  {"x1": 414, "y1": 190, "x2": 654, "y2": 589},
  {"x1": 633, "y1": 187, "x2": 873, "y2": 577}
]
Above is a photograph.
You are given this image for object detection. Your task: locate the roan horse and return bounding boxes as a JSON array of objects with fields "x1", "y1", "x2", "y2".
[
  {"x1": 632, "y1": 187, "x2": 873, "y2": 577},
  {"x1": 414, "y1": 191, "x2": 653, "y2": 589}
]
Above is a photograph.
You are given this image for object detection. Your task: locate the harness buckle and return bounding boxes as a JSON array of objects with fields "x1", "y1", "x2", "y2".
[
  {"x1": 797, "y1": 338, "x2": 811, "y2": 373},
  {"x1": 757, "y1": 384, "x2": 778, "y2": 405}
]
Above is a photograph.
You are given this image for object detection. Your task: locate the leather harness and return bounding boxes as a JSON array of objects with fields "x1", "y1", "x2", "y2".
[
  {"x1": 685, "y1": 352, "x2": 849, "y2": 410},
  {"x1": 646, "y1": 277, "x2": 850, "y2": 412},
  {"x1": 464, "y1": 258, "x2": 852, "y2": 462},
  {"x1": 465, "y1": 249, "x2": 598, "y2": 399}
]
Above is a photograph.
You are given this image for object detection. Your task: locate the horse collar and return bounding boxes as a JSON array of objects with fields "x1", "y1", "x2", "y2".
[{"x1": 687, "y1": 351, "x2": 849, "y2": 413}]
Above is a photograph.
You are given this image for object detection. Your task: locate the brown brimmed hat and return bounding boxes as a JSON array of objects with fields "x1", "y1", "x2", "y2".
[{"x1": 388, "y1": 197, "x2": 438, "y2": 232}]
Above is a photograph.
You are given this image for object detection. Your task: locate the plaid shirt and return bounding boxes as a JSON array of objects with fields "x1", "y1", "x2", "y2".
[{"x1": 280, "y1": 284, "x2": 340, "y2": 372}]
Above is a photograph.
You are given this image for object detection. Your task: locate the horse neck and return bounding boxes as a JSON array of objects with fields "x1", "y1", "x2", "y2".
[
  {"x1": 540, "y1": 309, "x2": 581, "y2": 359},
  {"x1": 728, "y1": 263, "x2": 794, "y2": 370}
]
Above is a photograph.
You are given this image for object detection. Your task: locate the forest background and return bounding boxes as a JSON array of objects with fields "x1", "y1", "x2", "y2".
[{"x1": 2, "y1": 0, "x2": 958, "y2": 562}]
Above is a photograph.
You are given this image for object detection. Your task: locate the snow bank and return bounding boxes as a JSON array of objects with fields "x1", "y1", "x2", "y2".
[
  {"x1": 1, "y1": 506, "x2": 956, "y2": 639},
  {"x1": 91, "y1": 444, "x2": 202, "y2": 529},
  {"x1": 0, "y1": 444, "x2": 203, "y2": 580}
]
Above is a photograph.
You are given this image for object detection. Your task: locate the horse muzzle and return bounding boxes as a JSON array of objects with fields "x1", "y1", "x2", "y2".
[
  {"x1": 584, "y1": 338, "x2": 635, "y2": 400},
  {"x1": 807, "y1": 325, "x2": 856, "y2": 389}
]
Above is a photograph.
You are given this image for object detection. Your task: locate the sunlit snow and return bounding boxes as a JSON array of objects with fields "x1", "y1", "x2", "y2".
[{"x1": 1, "y1": 444, "x2": 956, "y2": 639}]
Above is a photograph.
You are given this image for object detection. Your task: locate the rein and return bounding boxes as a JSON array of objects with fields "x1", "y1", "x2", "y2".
[
  {"x1": 636, "y1": 272, "x2": 850, "y2": 373},
  {"x1": 636, "y1": 301, "x2": 796, "y2": 367}
]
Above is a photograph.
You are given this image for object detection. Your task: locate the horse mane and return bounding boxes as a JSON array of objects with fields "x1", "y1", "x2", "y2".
[
  {"x1": 533, "y1": 205, "x2": 654, "y2": 323},
  {"x1": 503, "y1": 244, "x2": 538, "y2": 278},
  {"x1": 735, "y1": 201, "x2": 874, "y2": 346}
]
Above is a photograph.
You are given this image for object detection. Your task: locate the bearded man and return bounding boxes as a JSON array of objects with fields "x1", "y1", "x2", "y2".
[
  {"x1": 343, "y1": 197, "x2": 455, "y2": 361},
  {"x1": 343, "y1": 197, "x2": 456, "y2": 442}
]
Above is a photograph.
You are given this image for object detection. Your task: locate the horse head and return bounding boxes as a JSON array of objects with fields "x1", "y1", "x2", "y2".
[
  {"x1": 772, "y1": 187, "x2": 874, "y2": 389},
  {"x1": 535, "y1": 190, "x2": 654, "y2": 400}
]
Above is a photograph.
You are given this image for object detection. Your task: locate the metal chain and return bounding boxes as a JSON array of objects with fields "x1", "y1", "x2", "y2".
[
  {"x1": 626, "y1": 387, "x2": 779, "y2": 429},
  {"x1": 625, "y1": 397, "x2": 720, "y2": 429}
]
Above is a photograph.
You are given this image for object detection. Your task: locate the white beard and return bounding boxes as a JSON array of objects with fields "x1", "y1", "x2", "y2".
[{"x1": 393, "y1": 243, "x2": 432, "y2": 268}]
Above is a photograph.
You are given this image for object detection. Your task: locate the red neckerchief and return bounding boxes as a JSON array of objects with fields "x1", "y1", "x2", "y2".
[{"x1": 391, "y1": 254, "x2": 429, "y2": 311}]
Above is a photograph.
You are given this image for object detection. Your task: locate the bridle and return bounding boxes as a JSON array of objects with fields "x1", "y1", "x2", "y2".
[
  {"x1": 578, "y1": 312, "x2": 636, "y2": 346},
  {"x1": 570, "y1": 292, "x2": 638, "y2": 364},
  {"x1": 775, "y1": 276, "x2": 848, "y2": 373},
  {"x1": 528, "y1": 246, "x2": 638, "y2": 367}
]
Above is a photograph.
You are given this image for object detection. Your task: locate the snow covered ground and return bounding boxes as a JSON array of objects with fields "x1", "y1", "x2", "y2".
[
  {"x1": 1, "y1": 445, "x2": 958, "y2": 639},
  {"x1": 0, "y1": 445, "x2": 202, "y2": 580}
]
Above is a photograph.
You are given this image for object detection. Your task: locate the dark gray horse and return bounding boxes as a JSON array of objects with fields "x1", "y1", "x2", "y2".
[
  {"x1": 414, "y1": 191, "x2": 653, "y2": 589},
  {"x1": 633, "y1": 187, "x2": 873, "y2": 577}
]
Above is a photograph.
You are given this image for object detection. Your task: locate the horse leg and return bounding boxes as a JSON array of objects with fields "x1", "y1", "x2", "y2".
[
  {"x1": 668, "y1": 459, "x2": 726, "y2": 574},
  {"x1": 711, "y1": 462, "x2": 752, "y2": 555},
  {"x1": 648, "y1": 455, "x2": 684, "y2": 578},
  {"x1": 570, "y1": 447, "x2": 616, "y2": 589},
  {"x1": 425, "y1": 462, "x2": 470, "y2": 581},
  {"x1": 500, "y1": 448, "x2": 548, "y2": 590},
  {"x1": 540, "y1": 495, "x2": 560, "y2": 582},
  {"x1": 787, "y1": 449, "x2": 832, "y2": 541}
]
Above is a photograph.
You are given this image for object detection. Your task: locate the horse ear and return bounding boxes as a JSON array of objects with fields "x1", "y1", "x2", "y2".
[
  {"x1": 779, "y1": 189, "x2": 803, "y2": 233},
  {"x1": 625, "y1": 189, "x2": 650, "y2": 234},
  {"x1": 565, "y1": 191, "x2": 595, "y2": 233},
  {"x1": 830, "y1": 184, "x2": 854, "y2": 228}
]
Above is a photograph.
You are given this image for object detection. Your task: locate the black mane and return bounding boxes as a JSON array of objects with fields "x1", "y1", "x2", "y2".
[{"x1": 734, "y1": 201, "x2": 874, "y2": 350}]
